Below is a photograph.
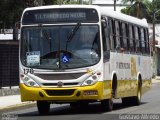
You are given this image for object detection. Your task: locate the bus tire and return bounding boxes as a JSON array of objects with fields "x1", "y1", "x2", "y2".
[
  {"x1": 112, "y1": 74, "x2": 117, "y2": 98},
  {"x1": 132, "y1": 79, "x2": 142, "y2": 105},
  {"x1": 37, "y1": 101, "x2": 50, "y2": 115},
  {"x1": 101, "y1": 99, "x2": 113, "y2": 111},
  {"x1": 122, "y1": 97, "x2": 132, "y2": 106}
]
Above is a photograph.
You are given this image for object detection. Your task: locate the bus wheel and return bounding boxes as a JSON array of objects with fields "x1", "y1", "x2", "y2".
[
  {"x1": 132, "y1": 80, "x2": 142, "y2": 105},
  {"x1": 37, "y1": 101, "x2": 50, "y2": 115},
  {"x1": 101, "y1": 99, "x2": 113, "y2": 111},
  {"x1": 122, "y1": 97, "x2": 132, "y2": 106}
]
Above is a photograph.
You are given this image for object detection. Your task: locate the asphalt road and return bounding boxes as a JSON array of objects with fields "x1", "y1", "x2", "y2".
[{"x1": 1, "y1": 82, "x2": 160, "y2": 120}]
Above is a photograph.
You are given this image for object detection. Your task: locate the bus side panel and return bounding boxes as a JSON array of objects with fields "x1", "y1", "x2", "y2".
[{"x1": 104, "y1": 52, "x2": 151, "y2": 99}]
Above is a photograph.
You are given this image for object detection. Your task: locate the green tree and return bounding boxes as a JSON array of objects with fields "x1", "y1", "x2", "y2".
[
  {"x1": 43, "y1": 0, "x2": 56, "y2": 5},
  {"x1": 121, "y1": 0, "x2": 149, "y2": 18},
  {"x1": 43, "y1": 0, "x2": 81, "y2": 5},
  {"x1": 121, "y1": 0, "x2": 160, "y2": 23},
  {"x1": 145, "y1": 0, "x2": 160, "y2": 23},
  {"x1": 0, "y1": 0, "x2": 86, "y2": 29},
  {"x1": 0, "y1": 0, "x2": 25, "y2": 29}
]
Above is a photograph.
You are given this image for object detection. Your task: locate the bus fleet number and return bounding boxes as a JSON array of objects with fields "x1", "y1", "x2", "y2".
[{"x1": 24, "y1": 68, "x2": 34, "y2": 74}]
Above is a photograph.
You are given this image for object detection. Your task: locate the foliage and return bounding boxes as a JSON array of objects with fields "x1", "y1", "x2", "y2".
[
  {"x1": 0, "y1": 0, "x2": 86, "y2": 29},
  {"x1": 121, "y1": 0, "x2": 160, "y2": 23},
  {"x1": 0, "y1": 0, "x2": 25, "y2": 29}
]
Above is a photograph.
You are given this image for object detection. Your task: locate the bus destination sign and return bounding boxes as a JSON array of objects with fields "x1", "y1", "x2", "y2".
[
  {"x1": 22, "y1": 8, "x2": 99, "y2": 24},
  {"x1": 34, "y1": 12, "x2": 86, "y2": 22}
]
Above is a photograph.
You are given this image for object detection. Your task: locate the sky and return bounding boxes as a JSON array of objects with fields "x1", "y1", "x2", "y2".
[{"x1": 92, "y1": 0, "x2": 125, "y2": 12}]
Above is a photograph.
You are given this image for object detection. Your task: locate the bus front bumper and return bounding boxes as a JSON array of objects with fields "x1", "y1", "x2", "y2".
[{"x1": 20, "y1": 81, "x2": 112, "y2": 102}]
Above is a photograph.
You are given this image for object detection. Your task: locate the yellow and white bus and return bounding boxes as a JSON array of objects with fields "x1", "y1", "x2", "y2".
[{"x1": 18, "y1": 5, "x2": 152, "y2": 115}]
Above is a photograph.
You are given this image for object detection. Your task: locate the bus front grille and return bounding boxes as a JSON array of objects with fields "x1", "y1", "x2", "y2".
[
  {"x1": 42, "y1": 82, "x2": 79, "y2": 86},
  {"x1": 34, "y1": 72, "x2": 85, "y2": 80},
  {"x1": 45, "y1": 89, "x2": 75, "y2": 96}
]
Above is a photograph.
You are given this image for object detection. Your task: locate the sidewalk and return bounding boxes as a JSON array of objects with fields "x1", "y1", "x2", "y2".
[
  {"x1": 0, "y1": 95, "x2": 35, "y2": 111},
  {"x1": 0, "y1": 78, "x2": 159, "y2": 111},
  {"x1": 152, "y1": 77, "x2": 160, "y2": 83}
]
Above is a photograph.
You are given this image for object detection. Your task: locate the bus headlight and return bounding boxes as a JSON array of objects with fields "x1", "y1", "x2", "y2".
[
  {"x1": 23, "y1": 76, "x2": 39, "y2": 87},
  {"x1": 81, "y1": 74, "x2": 99, "y2": 86}
]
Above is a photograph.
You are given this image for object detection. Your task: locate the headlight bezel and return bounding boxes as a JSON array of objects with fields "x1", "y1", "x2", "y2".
[
  {"x1": 21, "y1": 74, "x2": 40, "y2": 87},
  {"x1": 81, "y1": 72, "x2": 101, "y2": 86}
]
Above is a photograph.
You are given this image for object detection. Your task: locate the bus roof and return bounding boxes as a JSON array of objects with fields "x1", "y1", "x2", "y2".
[
  {"x1": 23, "y1": 5, "x2": 100, "y2": 12},
  {"x1": 23, "y1": 5, "x2": 148, "y2": 27},
  {"x1": 100, "y1": 7, "x2": 148, "y2": 27}
]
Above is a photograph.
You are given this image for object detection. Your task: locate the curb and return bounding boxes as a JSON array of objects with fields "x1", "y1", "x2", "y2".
[
  {"x1": 156, "y1": 76, "x2": 160, "y2": 80},
  {"x1": 0, "y1": 102, "x2": 36, "y2": 113},
  {"x1": 152, "y1": 79, "x2": 160, "y2": 84}
]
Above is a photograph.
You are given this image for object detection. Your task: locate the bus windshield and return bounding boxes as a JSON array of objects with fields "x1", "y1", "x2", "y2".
[{"x1": 20, "y1": 25, "x2": 101, "y2": 69}]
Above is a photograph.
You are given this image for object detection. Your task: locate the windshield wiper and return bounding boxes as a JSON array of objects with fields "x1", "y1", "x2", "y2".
[
  {"x1": 66, "y1": 23, "x2": 81, "y2": 50},
  {"x1": 67, "y1": 22, "x2": 81, "y2": 42},
  {"x1": 39, "y1": 24, "x2": 52, "y2": 50}
]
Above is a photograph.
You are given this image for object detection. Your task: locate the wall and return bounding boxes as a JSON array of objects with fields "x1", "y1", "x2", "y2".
[{"x1": 0, "y1": 41, "x2": 19, "y2": 88}]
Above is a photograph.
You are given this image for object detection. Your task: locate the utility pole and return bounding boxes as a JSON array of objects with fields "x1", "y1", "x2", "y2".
[
  {"x1": 114, "y1": 0, "x2": 118, "y2": 11},
  {"x1": 153, "y1": 11, "x2": 156, "y2": 52},
  {"x1": 152, "y1": 9, "x2": 160, "y2": 76},
  {"x1": 89, "y1": 0, "x2": 92, "y2": 5},
  {"x1": 153, "y1": 9, "x2": 160, "y2": 51}
]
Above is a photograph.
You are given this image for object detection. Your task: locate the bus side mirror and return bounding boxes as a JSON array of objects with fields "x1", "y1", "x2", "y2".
[{"x1": 13, "y1": 21, "x2": 20, "y2": 41}]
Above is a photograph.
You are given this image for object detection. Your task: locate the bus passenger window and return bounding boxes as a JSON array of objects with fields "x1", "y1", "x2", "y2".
[
  {"x1": 144, "y1": 28, "x2": 150, "y2": 54},
  {"x1": 102, "y1": 21, "x2": 110, "y2": 51},
  {"x1": 105, "y1": 26, "x2": 110, "y2": 51},
  {"x1": 129, "y1": 25, "x2": 134, "y2": 52},
  {"x1": 140, "y1": 28, "x2": 146, "y2": 54},
  {"x1": 115, "y1": 21, "x2": 121, "y2": 50},
  {"x1": 112, "y1": 20, "x2": 117, "y2": 50},
  {"x1": 134, "y1": 26, "x2": 140, "y2": 53},
  {"x1": 126, "y1": 23, "x2": 130, "y2": 51},
  {"x1": 138, "y1": 27, "x2": 142, "y2": 53},
  {"x1": 122, "y1": 23, "x2": 127, "y2": 51},
  {"x1": 109, "y1": 19, "x2": 115, "y2": 50},
  {"x1": 102, "y1": 19, "x2": 110, "y2": 60},
  {"x1": 119, "y1": 22, "x2": 124, "y2": 49}
]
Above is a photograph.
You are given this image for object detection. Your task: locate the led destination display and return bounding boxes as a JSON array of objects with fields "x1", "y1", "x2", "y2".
[{"x1": 22, "y1": 8, "x2": 99, "y2": 24}]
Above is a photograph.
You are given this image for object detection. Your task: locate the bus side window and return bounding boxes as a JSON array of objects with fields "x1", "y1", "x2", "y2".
[
  {"x1": 122, "y1": 22, "x2": 128, "y2": 51},
  {"x1": 134, "y1": 26, "x2": 140, "y2": 53},
  {"x1": 105, "y1": 23, "x2": 111, "y2": 51},
  {"x1": 144, "y1": 28, "x2": 150, "y2": 54},
  {"x1": 112, "y1": 19, "x2": 117, "y2": 49},
  {"x1": 140, "y1": 28, "x2": 146, "y2": 54},
  {"x1": 101, "y1": 19, "x2": 110, "y2": 51},
  {"x1": 119, "y1": 22, "x2": 124, "y2": 49},
  {"x1": 138, "y1": 27, "x2": 142, "y2": 53},
  {"x1": 115, "y1": 20, "x2": 121, "y2": 50},
  {"x1": 101, "y1": 18, "x2": 110, "y2": 60},
  {"x1": 129, "y1": 25, "x2": 134, "y2": 52},
  {"x1": 126, "y1": 23, "x2": 130, "y2": 51},
  {"x1": 109, "y1": 19, "x2": 115, "y2": 50}
]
